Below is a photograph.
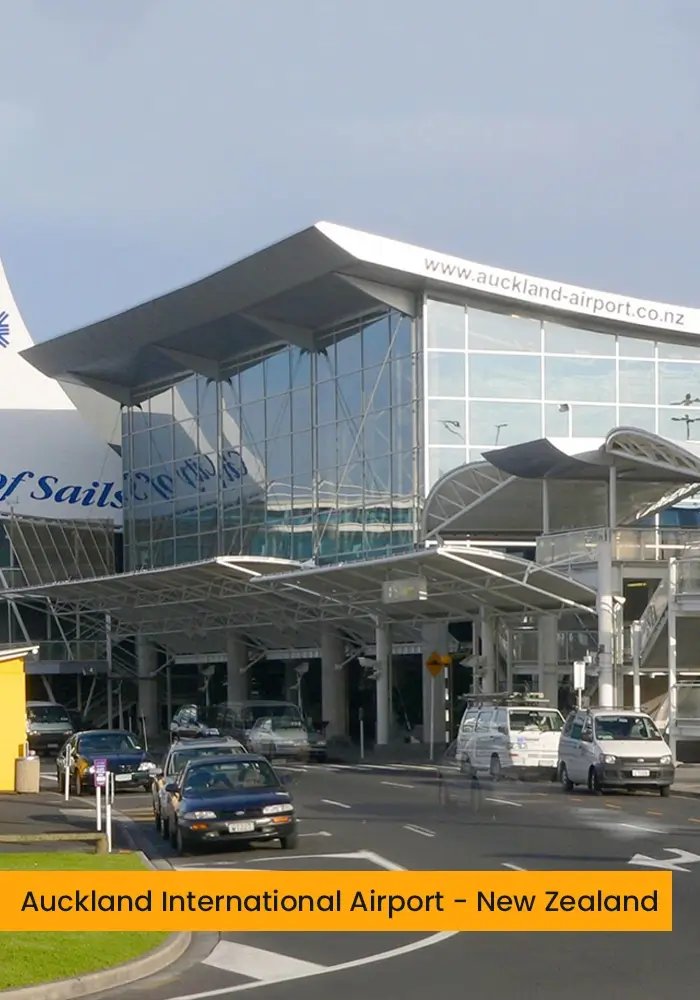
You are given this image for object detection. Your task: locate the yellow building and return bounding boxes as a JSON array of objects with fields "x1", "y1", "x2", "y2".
[{"x1": 0, "y1": 646, "x2": 39, "y2": 792}]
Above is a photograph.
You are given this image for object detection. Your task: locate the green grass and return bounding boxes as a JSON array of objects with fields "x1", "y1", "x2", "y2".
[{"x1": 0, "y1": 852, "x2": 169, "y2": 991}]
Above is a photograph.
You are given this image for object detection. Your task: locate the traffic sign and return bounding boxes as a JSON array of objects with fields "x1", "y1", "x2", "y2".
[
  {"x1": 425, "y1": 651, "x2": 451, "y2": 677},
  {"x1": 93, "y1": 758, "x2": 108, "y2": 789}
]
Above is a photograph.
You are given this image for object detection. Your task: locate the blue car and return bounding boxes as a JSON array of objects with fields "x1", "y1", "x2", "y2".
[{"x1": 162, "y1": 753, "x2": 298, "y2": 855}]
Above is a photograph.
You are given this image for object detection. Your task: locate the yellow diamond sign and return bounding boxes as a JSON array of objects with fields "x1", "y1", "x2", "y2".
[{"x1": 425, "y1": 651, "x2": 451, "y2": 677}]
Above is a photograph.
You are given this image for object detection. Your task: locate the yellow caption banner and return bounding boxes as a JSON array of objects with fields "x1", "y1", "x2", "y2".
[{"x1": 0, "y1": 871, "x2": 671, "y2": 932}]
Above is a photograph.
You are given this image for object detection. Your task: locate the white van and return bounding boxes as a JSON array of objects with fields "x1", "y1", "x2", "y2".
[
  {"x1": 456, "y1": 693, "x2": 565, "y2": 780},
  {"x1": 557, "y1": 708, "x2": 675, "y2": 796}
]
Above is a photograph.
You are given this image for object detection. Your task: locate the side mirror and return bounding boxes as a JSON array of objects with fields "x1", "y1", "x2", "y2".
[
  {"x1": 165, "y1": 782, "x2": 179, "y2": 794},
  {"x1": 580, "y1": 731, "x2": 592, "y2": 743},
  {"x1": 498, "y1": 726, "x2": 508, "y2": 735}
]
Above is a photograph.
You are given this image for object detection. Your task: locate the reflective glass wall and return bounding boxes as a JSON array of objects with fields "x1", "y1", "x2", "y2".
[
  {"x1": 425, "y1": 298, "x2": 700, "y2": 489},
  {"x1": 122, "y1": 310, "x2": 419, "y2": 570}
]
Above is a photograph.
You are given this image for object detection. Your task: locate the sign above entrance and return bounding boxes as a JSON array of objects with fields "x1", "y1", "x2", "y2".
[
  {"x1": 425, "y1": 651, "x2": 451, "y2": 677},
  {"x1": 382, "y1": 576, "x2": 428, "y2": 605}
]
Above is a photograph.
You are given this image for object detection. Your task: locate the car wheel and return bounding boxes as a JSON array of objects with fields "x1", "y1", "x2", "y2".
[
  {"x1": 154, "y1": 808, "x2": 162, "y2": 833},
  {"x1": 660, "y1": 785, "x2": 671, "y2": 797},
  {"x1": 175, "y1": 825, "x2": 189, "y2": 856},
  {"x1": 170, "y1": 821, "x2": 178, "y2": 849},
  {"x1": 588, "y1": 767, "x2": 602, "y2": 794},
  {"x1": 162, "y1": 816, "x2": 170, "y2": 841},
  {"x1": 280, "y1": 830, "x2": 299, "y2": 850},
  {"x1": 489, "y1": 755, "x2": 502, "y2": 781},
  {"x1": 559, "y1": 763, "x2": 574, "y2": 792}
]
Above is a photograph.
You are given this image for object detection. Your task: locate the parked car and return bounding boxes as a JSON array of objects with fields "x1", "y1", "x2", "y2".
[
  {"x1": 169, "y1": 704, "x2": 220, "y2": 741},
  {"x1": 152, "y1": 736, "x2": 246, "y2": 834},
  {"x1": 558, "y1": 707, "x2": 675, "y2": 796},
  {"x1": 57, "y1": 729, "x2": 158, "y2": 795},
  {"x1": 247, "y1": 715, "x2": 328, "y2": 761},
  {"x1": 26, "y1": 701, "x2": 74, "y2": 756},
  {"x1": 211, "y1": 700, "x2": 310, "y2": 749},
  {"x1": 161, "y1": 753, "x2": 298, "y2": 854}
]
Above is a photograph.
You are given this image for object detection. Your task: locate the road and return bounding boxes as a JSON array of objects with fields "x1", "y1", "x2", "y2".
[{"x1": 41, "y1": 760, "x2": 700, "y2": 999}]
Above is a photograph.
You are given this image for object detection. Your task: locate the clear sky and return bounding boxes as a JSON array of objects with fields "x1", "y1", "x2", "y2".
[{"x1": 1, "y1": 0, "x2": 698, "y2": 341}]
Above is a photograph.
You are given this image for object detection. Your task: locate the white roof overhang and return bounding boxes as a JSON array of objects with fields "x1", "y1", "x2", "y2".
[
  {"x1": 423, "y1": 428, "x2": 700, "y2": 539},
  {"x1": 6, "y1": 545, "x2": 596, "y2": 653},
  {"x1": 22, "y1": 223, "x2": 699, "y2": 406}
]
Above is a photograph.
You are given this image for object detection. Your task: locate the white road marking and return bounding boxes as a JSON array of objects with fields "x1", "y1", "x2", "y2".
[
  {"x1": 619, "y1": 822, "x2": 664, "y2": 835},
  {"x1": 42, "y1": 773, "x2": 58, "y2": 781},
  {"x1": 321, "y1": 799, "x2": 351, "y2": 809},
  {"x1": 502, "y1": 863, "x2": 527, "y2": 871},
  {"x1": 204, "y1": 941, "x2": 324, "y2": 980},
  {"x1": 381, "y1": 780, "x2": 415, "y2": 789},
  {"x1": 485, "y1": 797, "x2": 522, "y2": 808},
  {"x1": 403, "y1": 824, "x2": 436, "y2": 838},
  {"x1": 299, "y1": 831, "x2": 332, "y2": 838},
  {"x1": 629, "y1": 847, "x2": 700, "y2": 872}
]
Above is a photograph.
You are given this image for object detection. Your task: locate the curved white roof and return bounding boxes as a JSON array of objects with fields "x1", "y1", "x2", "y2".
[
  {"x1": 0, "y1": 259, "x2": 122, "y2": 521},
  {"x1": 22, "y1": 222, "x2": 700, "y2": 406},
  {"x1": 423, "y1": 428, "x2": 700, "y2": 538}
]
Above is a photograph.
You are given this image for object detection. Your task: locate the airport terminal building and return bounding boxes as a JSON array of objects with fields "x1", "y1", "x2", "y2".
[{"x1": 8, "y1": 222, "x2": 700, "y2": 751}]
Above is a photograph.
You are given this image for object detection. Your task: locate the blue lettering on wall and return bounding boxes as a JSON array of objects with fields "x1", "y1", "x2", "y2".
[
  {"x1": 125, "y1": 450, "x2": 248, "y2": 504},
  {"x1": 0, "y1": 469, "x2": 123, "y2": 510}
]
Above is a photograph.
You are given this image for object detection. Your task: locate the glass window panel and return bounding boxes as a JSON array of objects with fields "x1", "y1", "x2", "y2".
[
  {"x1": 198, "y1": 379, "x2": 218, "y2": 415},
  {"x1": 468, "y1": 448, "x2": 488, "y2": 464},
  {"x1": 290, "y1": 349, "x2": 310, "y2": 388},
  {"x1": 363, "y1": 364, "x2": 391, "y2": 410},
  {"x1": 391, "y1": 355, "x2": 414, "y2": 409},
  {"x1": 173, "y1": 419, "x2": 199, "y2": 459},
  {"x1": 336, "y1": 371, "x2": 363, "y2": 419},
  {"x1": 619, "y1": 360, "x2": 655, "y2": 404},
  {"x1": 265, "y1": 352, "x2": 291, "y2": 396},
  {"x1": 197, "y1": 410, "x2": 218, "y2": 451},
  {"x1": 544, "y1": 403, "x2": 572, "y2": 437},
  {"x1": 658, "y1": 341, "x2": 700, "y2": 361},
  {"x1": 428, "y1": 399, "x2": 467, "y2": 445},
  {"x1": 619, "y1": 406, "x2": 656, "y2": 432},
  {"x1": 618, "y1": 335, "x2": 655, "y2": 358},
  {"x1": 426, "y1": 300, "x2": 466, "y2": 350},
  {"x1": 468, "y1": 309, "x2": 541, "y2": 352},
  {"x1": 468, "y1": 401, "x2": 542, "y2": 446},
  {"x1": 364, "y1": 409, "x2": 391, "y2": 458},
  {"x1": 390, "y1": 314, "x2": 412, "y2": 358},
  {"x1": 364, "y1": 454, "x2": 391, "y2": 493},
  {"x1": 316, "y1": 422, "x2": 337, "y2": 469},
  {"x1": 658, "y1": 362, "x2": 700, "y2": 405},
  {"x1": 543, "y1": 322, "x2": 615, "y2": 356},
  {"x1": 335, "y1": 330, "x2": 363, "y2": 372},
  {"x1": 428, "y1": 447, "x2": 467, "y2": 488},
  {"x1": 392, "y1": 403, "x2": 415, "y2": 453},
  {"x1": 544, "y1": 357, "x2": 615, "y2": 403},
  {"x1": 658, "y1": 407, "x2": 700, "y2": 443},
  {"x1": 316, "y1": 380, "x2": 337, "y2": 424},
  {"x1": 468, "y1": 353, "x2": 541, "y2": 400},
  {"x1": 391, "y1": 450, "x2": 414, "y2": 496},
  {"x1": 291, "y1": 390, "x2": 311, "y2": 431},
  {"x1": 175, "y1": 378, "x2": 198, "y2": 414},
  {"x1": 220, "y1": 410, "x2": 241, "y2": 450},
  {"x1": 240, "y1": 400, "x2": 265, "y2": 444},
  {"x1": 292, "y1": 430, "x2": 313, "y2": 476},
  {"x1": 362, "y1": 316, "x2": 390, "y2": 367},
  {"x1": 265, "y1": 436, "x2": 293, "y2": 480},
  {"x1": 266, "y1": 394, "x2": 290, "y2": 438},
  {"x1": 427, "y1": 352, "x2": 466, "y2": 397},
  {"x1": 148, "y1": 426, "x2": 174, "y2": 465},
  {"x1": 570, "y1": 405, "x2": 617, "y2": 437},
  {"x1": 221, "y1": 377, "x2": 240, "y2": 412},
  {"x1": 337, "y1": 420, "x2": 361, "y2": 467},
  {"x1": 240, "y1": 362, "x2": 265, "y2": 403}
]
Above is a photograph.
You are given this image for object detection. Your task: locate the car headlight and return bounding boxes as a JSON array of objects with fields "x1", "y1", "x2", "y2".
[
  {"x1": 87, "y1": 765, "x2": 95, "y2": 774},
  {"x1": 262, "y1": 803, "x2": 294, "y2": 815},
  {"x1": 660, "y1": 755, "x2": 672, "y2": 765},
  {"x1": 183, "y1": 810, "x2": 217, "y2": 820},
  {"x1": 203, "y1": 728, "x2": 220, "y2": 736},
  {"x1": 603, "y1": 754, "x2": 616, "y2": 764},
  {"x1": 138, "y1": 761, "x2": 157, "y2": 771}
]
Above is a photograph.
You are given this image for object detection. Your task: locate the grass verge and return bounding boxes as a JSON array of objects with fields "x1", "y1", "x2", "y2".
[{"x1": 0, "y1": 852, "x2": 169, "y2": 991}]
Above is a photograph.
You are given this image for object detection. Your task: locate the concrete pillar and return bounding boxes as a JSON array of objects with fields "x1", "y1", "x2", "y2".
[
  {"x1": 480, "y1": 609, "x2": 497, "y2": 693},
  {"x1": 321, "y1": 626, "x2": 347, "y2": 738},
  {"x1": 225, "y1": 635, "x2": 248, "y2": 701},
  {"x1": 284, "y1": 663, "x2": 297, "y2": 702},
  {"x1": 537, "y1": 615, "x2": 559, "y2": 706},
  {"x1": 375, "y1": 624, "x2": 392, "y2": 746},
  {"x1": 421, "y1": 622, "x2": 449, "y2": 747},
  {"x1": 136, "y1": 635, "x2": 159, "y2": 739},
  {"x1": 597, "y1": 540, "x2": 615, "y2": 709}
]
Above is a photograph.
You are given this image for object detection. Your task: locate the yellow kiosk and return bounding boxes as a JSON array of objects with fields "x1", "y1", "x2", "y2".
[{"x1": 0, "y1": 645, "x2": 40, "y2": 793}]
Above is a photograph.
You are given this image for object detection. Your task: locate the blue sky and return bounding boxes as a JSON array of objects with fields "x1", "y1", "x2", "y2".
[{"x1": 1, "y1": 0, "x2": 698, "y2": 340}]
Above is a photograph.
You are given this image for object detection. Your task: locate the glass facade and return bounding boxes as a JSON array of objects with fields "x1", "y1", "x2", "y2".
[
  {"x1": 425, "y1": 298, "x2": 700, "y2": 489},
  {"x1": 122, "y1": 310, "x2": 419, "y2": 570}
]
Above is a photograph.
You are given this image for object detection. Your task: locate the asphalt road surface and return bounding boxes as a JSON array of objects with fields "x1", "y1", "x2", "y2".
[{"x1": 40, "y1": 760, "x2": 700, "y2": 1000}]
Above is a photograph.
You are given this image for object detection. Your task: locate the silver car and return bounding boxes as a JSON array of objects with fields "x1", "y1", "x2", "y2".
[{"x1": 247, "y1": 716, "x2": 327, "y2": 761}]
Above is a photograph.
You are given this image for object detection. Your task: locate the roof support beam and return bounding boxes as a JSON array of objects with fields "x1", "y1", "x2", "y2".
[
  {"x1": 155, "y1": 347, "x2": 224, "y2": 381},
  {"x1": 241, "y1": 314, "x2": 317, "y2": 352},
  {"x1": 66, "y1": 372, "x2": 135, "y2": 406},
  {"x1": 334, "y1": 274, "x2": 419, "y2": 317}
]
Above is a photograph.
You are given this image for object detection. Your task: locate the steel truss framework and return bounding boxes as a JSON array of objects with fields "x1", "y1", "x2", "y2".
[
  {"x1": 5, "y1": 544, "x2": 597, "y2": 659},
  {"x1": 422, "y1": 427, "x2": 700, "y2": 540}
]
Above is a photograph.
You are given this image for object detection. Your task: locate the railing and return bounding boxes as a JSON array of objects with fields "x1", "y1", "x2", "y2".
[
  {"x1": 638, "y1": 580, "x2": 669, "y2": 658},
  {"x1": 677, "y1": 557, "x2": 700, "y2": 596},
  {"x1": 537, "y1": 527, "x2": 700, "y2": 567}
]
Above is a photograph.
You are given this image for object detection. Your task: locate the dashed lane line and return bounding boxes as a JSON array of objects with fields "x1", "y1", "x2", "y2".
[
  {"x1": 320, "y1": 799, "x2": 351, "y2": 809},
  {"x1": 502, "y1": 863, "x2": 527, "y2": 871},
  {"x1": 381, "y1": 780, "x2": 415, "y2": 789},
  {"x1": 403, "y1": 824, "x2": 436, "y2": 838},
  {"x1": 485, "y1": 797, "x2": 522, "y2": 808}
]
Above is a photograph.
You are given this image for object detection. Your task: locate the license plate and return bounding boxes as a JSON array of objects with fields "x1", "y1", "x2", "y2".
[
  {"x1": 115, "y1": 773, "x2": 133, "y2": 782},
  {"x1": 227, "y1": 821, "x2": 255, "y2": 833},
  {"x1": 632, "y1": 769, "x2": 650, "y2": 777}
]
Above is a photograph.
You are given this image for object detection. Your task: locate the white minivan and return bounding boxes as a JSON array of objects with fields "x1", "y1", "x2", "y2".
[
  {"x1": 557, "y1": 707, "x2": 675, "y2": 796},
  {"x1": 456, "y1": 693, "x2": 565, "y2": 781}
]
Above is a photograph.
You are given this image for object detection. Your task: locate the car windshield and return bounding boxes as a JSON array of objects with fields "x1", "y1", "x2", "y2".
[
  {"x1": 183, "y1": 759, "x2": 279, "y2": 796},
  {"x1": 169, "y1": 745, "x2": 242, "y2": 774},
  {"x1": 508, "y1": 710, "x2": 564, "y2": 733},
  {"x1": 594, "y1": 715, "x2": 662, "y2": 741},
  {"x1": 248, "y1": 705, "x2": 304, "y2": 728},
  {"x1": 27, "y1": 705, "x2": 71, "y2": 724},
  {"x1": 79, "y1": 733, "x2": 141, "y2": 755}
]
